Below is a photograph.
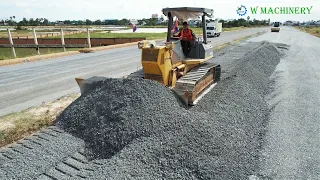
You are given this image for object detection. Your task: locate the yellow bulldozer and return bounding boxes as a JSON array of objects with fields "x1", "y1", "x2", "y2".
[{"x1": 75, "y1": 7, "x2": 221, "y2": 106}]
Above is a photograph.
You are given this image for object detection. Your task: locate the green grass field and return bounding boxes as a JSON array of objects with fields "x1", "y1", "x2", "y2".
[
  {"x1": 0, "y1": 30, "x2": 32, "y2": 38},
  {"x1": 51, "y1": 28, "x2": 203, "y2": 39},
  {"x1": 0, "y1": 26, "x2": 256, "y2": 60},
  {"x1": 62, "y1": 32, "x2": 168, "y2": 40},
  {"x1": 298, "y1": 26, "x2": 320, "y2": 37},
  {"x1": 50, "y1": 26, "x2": 250, "y2": 39},
  {"x1": 0, "y1": 29, "x2": 77, "y2": 38},
  {"x1": 0, "y1": 47, "x2": 80, "y2": 60}
]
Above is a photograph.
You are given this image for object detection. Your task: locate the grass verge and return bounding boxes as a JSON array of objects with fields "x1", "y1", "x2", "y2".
[
  {"x1": 0, "y1": 47, "x2": 81, "y2": 60},
  {"x1": 213, "y1": 42, "x2": 232, "y2": 51},
  {"x1": 0, "y1": 30, "x2": 70, "y2": 38},
  {"x1": 63, "y1": 32, "x2": 168, "y2": 39},
  {"x1": 0, "y1": 93, "x2": 80, "y2": 147},
  {"x1": 296, "y1": 26, "x2": 320, "y2": 37},
  {"x1": 213, "y1": 31, "x2": 265, "y2": 51}
]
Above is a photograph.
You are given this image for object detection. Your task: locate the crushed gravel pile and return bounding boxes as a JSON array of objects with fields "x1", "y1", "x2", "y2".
[
  {"x1": 56, "y1": 41, "x2": 288, "y2": 179},
  {"x1": 56, "y1": 78, "x2": 195, "y2": 159},
  {"x1": 85, "y1": 120, "x2": 225, "y2": 179}
]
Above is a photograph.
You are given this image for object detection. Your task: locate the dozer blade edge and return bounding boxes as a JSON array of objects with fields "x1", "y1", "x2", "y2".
[{"x1": 74, "y1": 63, "x2": 221, "y2": 107}]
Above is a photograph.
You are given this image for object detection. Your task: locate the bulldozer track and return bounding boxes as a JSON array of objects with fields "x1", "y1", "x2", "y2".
[
  {"x1": 0, "y1": 126, "x2": 86, "y2": 179},
  {"x1": 173, "y1": 62, "x2": 221, "y2": 105},
  {"x1": 176, "y1": 62, "x2": 219, "y2": 85},
  {"x1": 37, "y1": 149, "x2": 90, "y2": 180}
]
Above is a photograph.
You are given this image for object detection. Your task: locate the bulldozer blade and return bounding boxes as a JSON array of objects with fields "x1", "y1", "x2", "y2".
[
  {"x1": 74, "y1": 62, "x2": 221, "y2": 107},
  {"x1": 75, "y1": 77, "x2": 85, "y2": 94},
  {"x1": 75, "y1": 76, "x2": 110, "y2": 94}
]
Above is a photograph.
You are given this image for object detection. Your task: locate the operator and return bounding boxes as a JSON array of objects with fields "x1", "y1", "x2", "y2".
[{"x1": 177, "y1": 21, "x2": 196, "y2": 57}]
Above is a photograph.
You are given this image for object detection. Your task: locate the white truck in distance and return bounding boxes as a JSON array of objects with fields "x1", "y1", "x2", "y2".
[{"x1": 206, "y1": 22, "x2": 222, "y2": 37}]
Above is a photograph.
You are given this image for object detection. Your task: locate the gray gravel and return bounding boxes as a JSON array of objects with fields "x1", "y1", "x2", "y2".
[
  {"x1": 56, "y1": 78, "x2": 197, "y2": 160},
  {"x1": 55, "y1": 41, "x2": 286, "y2": 179}
]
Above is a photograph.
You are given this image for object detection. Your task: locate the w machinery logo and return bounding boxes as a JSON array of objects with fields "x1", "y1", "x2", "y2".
[{"x1": 237, "y1": 5, "x2": 247, "y2": 16}]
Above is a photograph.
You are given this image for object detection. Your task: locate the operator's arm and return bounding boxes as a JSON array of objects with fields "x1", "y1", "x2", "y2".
[
  {"x1": 177, "y1": 30, "x2": 181, "y2": 37},
  {"x1": 178, "y1": 30, "x2": 184, "y2": 40}
]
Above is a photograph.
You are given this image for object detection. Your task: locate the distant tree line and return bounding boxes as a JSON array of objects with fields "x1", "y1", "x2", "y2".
[
  {"x1": 0, "y1": 16, "x2": 270, "y2": 28},
  {"x1": 0, "y1": 17, "x2": 132, "y2": 26},
  {"x1": 218, "y1": 17, "x2": 271, "y2": 28}
]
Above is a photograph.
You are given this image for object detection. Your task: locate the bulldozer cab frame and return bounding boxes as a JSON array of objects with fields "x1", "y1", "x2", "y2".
[{"x1": 162, "y1": 7, "x2": 214, "y2": 44}]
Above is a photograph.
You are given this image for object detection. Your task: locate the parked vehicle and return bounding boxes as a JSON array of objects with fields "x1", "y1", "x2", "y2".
[{"x1": 206, "y1": 22, "x2": 222, "y2": 37}]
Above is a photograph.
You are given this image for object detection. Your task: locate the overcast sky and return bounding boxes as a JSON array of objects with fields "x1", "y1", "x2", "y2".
[{"x1": 0, "y1": 0, "x2": 319, "y2": 22}]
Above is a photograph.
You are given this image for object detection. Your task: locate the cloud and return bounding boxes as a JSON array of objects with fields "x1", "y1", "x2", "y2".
[
  {"x1": 15, "y1": 1, "x2": 29, "y2": 7},
  {"x1": 24, "y1": 9, "x2": 32, "y2": 14}
]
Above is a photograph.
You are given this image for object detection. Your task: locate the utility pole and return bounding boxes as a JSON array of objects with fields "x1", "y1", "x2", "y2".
[
  {"x1": 87, "y1": 28, "x2": 91, "y2": 48},
  {"x1": 33, "y1": 29, "x2": 40, "y2": 55},
  {"x1": 7, "y1": 29, "x2": 16, "y2": 58},
  {"x1": 61, "y1": 28, "x2": 66, "y2": 52}
]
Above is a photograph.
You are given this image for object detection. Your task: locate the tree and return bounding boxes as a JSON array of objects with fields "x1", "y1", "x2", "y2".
[
  {"x1": 118, "y1": 18, "x2": 129, "y2": 25},
  {"x1": 29, "y1": 18, "x2": 35, "y2": 26},
  {"x1": 43, "y1": 18, "x2": 49, "y2": 26},
  {"x1": 35, "y1": 18, "x2": 41, "y2": 26},
  {"x1": 237, "y1": 18, "x2": 247, "y2": 26},
  {"x1": 94, "y1": 20, "x2": 102, "y2": 25},
  {"x1": 160, "y1": 15, "x2": 164, "y2": 22},
  {"x1": 137, "y1": 19, "x2": 144, "y2": 25},
  {"x1": 77, "y1": 20, "x2": 84, "y2": 25},
  {"x1": 196, "y1": 21, "x2": 202, "y2": 28},
  {"x1": 85, "y1": 19, "x2": 92, "y2": 25},
  {"x1": 64, "y1": 20, "x2": 71, "y2": 25},
  {"x1": 6, "y1": 16, "x2": 17, "y2": 26}
]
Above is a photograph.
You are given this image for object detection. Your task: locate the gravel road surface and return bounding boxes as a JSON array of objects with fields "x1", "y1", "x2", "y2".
[
  {"x1": 0, "y1": 27, "x2": 267, "y2": 116},
  {"x1": 249, "y1": 26, "x2": 320, "y2": 179}
]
